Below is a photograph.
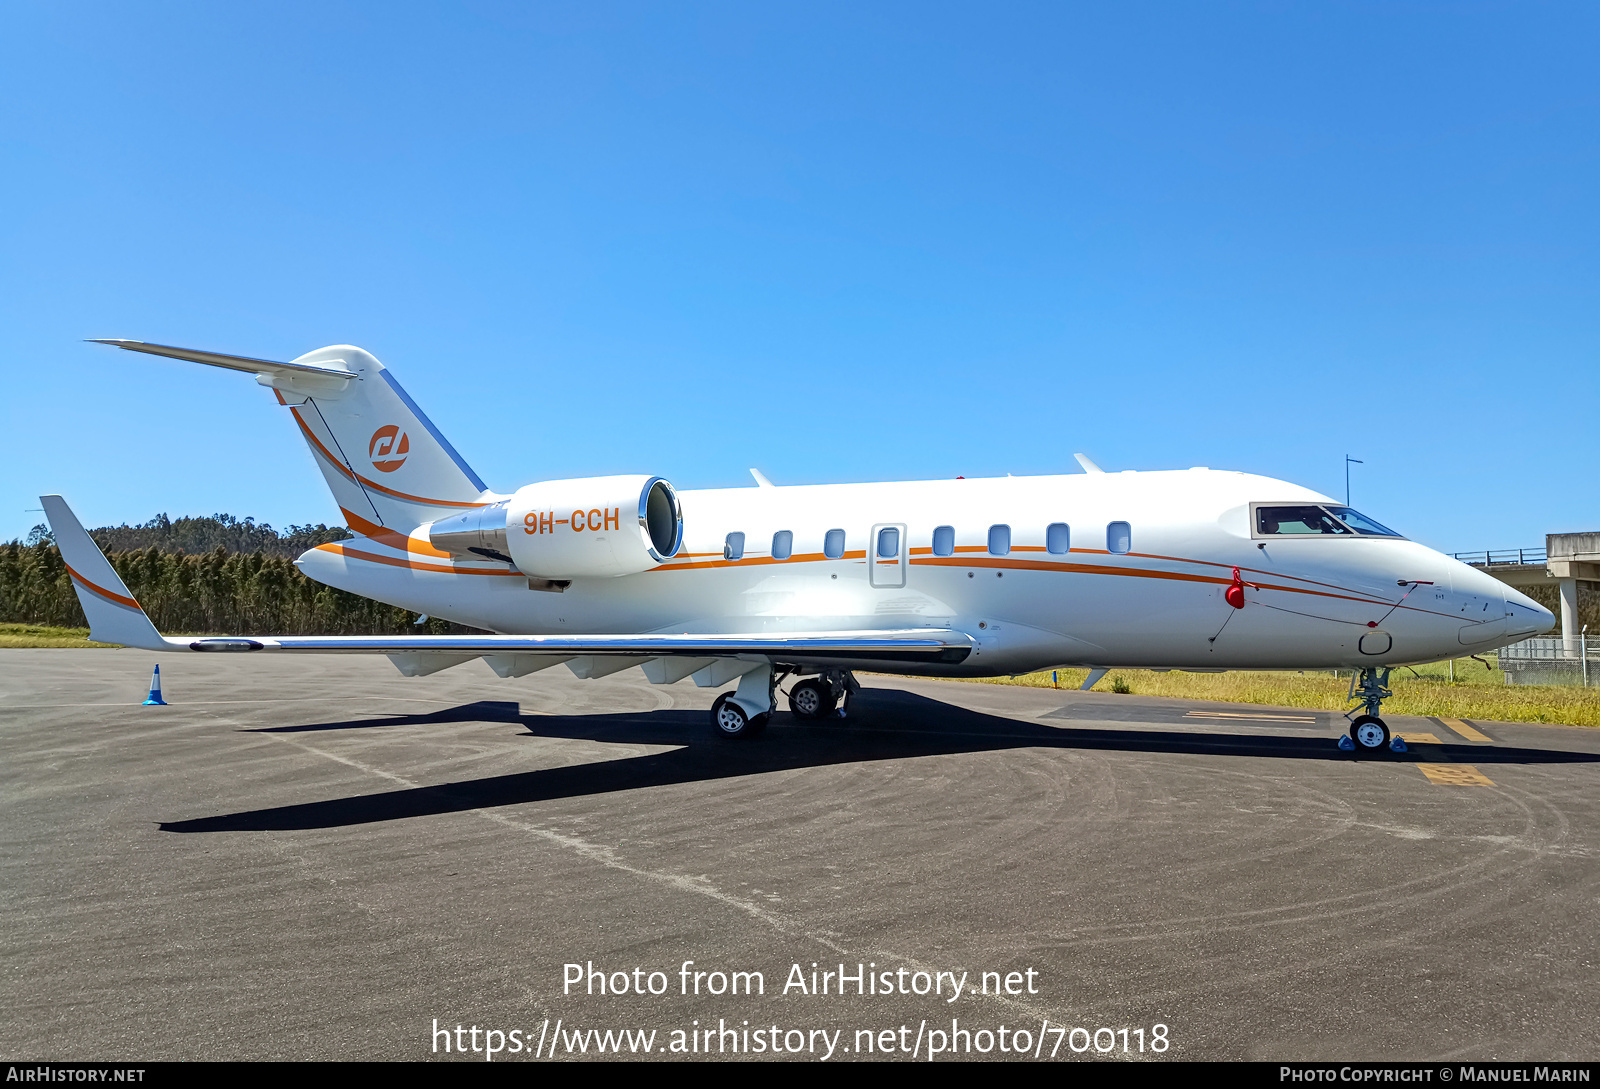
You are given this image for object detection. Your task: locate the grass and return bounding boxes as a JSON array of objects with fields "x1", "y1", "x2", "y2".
[
  {"x1": 972, "y1": 658, "x2": 1600, "y2": 728},
  {"x1": 0, "y1": 623, "x2": 118, "y2": 648}
]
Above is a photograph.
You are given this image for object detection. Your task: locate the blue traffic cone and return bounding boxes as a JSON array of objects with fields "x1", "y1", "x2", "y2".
[{"x1": 142, "y1": 664, "x2": 167, "y2": 706}]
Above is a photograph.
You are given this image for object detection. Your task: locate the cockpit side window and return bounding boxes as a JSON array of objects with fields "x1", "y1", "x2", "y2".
[
  {"x1": 1254, "y1": 504, "x2": 1405, "y2": 539},
  {"x1": 1256, "y1": 506, "x2": 1351, "y2": 536}
]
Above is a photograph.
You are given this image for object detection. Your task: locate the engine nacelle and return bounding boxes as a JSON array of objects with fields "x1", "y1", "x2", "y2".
[{"x1": 426, "y1": 475, "x2": 683, "y2": 580}]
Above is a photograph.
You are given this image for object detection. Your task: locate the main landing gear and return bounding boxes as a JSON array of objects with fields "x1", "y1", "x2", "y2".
[
  {"x1": 1345, "y1": 667, "x2": 1394, "y2": 755},
  {"x1": 708, "y1": 667, "x2": 860, "y2": 739},
  {"x1": 709, "y1": 663, "x2": 778, "y2": 739},
  {"x1": 788, "y1": 670, "x2": 858, "y2": 723},
  {"x1": 790, "y1": 668, "x2": 864, "y2": 726},
  {"x1": 711, "y1": 691, "x2": 767, "y2": 739}
]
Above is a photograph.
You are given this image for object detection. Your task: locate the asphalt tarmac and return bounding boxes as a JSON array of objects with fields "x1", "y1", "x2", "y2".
[{"x1": 3, "y1": 649, "x2": 1597, "y2": 1062}]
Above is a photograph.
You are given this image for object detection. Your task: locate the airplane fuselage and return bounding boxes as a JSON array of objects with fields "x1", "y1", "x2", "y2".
[{"x1": 295, "y1": 468, "x2": 1549, "y2": 677}]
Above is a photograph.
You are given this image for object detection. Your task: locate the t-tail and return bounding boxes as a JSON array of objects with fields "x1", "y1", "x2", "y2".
[{"x1": 91, "y1": 340, "x2": 492, "y2": 533}]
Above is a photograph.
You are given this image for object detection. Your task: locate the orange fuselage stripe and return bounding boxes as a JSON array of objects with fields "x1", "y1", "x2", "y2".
[
  {"x1": 313, "y1": 542, "x2": 522, "y2": 577},
  {"x1": 652, "y1": 550, "x2": 1448, "y2": 620},
  {"x1": 655, "y1": 549, "x2": 864, "y2": 570},
  {"x1": 338, "y1": 508, "x2": 455, "y2": 559},
  {"x1": 319, "y1": 543, "x2": 1453, "y2": 621}
]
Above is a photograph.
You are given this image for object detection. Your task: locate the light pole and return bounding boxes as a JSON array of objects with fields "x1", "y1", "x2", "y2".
[{"x1": 1345, "y1": 456, "x2": 1363, "y2": 506}]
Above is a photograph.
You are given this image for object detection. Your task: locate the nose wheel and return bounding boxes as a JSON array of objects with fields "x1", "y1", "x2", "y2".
[{"x1": 1349, "y1": 715, "x2": 1390, "y2": 753}]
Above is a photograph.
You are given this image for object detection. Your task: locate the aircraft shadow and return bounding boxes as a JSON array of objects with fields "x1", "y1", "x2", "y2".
[
  {"x1": 162, "y1": 689, "x2": 1599, "y2": 833},
  {"x1": 250, "y1": 700, "x2": 524, "y2": 733}
]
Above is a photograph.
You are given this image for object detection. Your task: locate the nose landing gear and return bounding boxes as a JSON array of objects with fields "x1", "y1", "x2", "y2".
[{"x1": 1345, "y1": 667, "x2": 1394, "y2": 755}]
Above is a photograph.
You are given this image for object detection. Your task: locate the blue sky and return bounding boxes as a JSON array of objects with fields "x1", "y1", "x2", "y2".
[{"x1": 3, "y1": 2, "x2": 1595, "y2": 553}]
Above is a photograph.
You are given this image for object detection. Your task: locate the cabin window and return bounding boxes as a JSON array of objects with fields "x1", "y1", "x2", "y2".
[
  {"x1": 771, "y1": 530, "x2": 793, "y2": 560},
  {"x1": 932, "y1": 525, "x2": 955, "y2": 556},
  {"x1": 724, "y1": 532, "x2": 745, "y2": 561},
  {"x1": 824, "y1": 528, "x2": 846, "y2": 559},
  {"x1": 877, "y1": 526, "x2": 900, "y2": 558},
  {"x1": 1107, "y1": 521, "x2": 1131, "y2": 554},
  {"x1": 988, "y1": 524, "x2": 1011, "y2": 556},
  {"x1": 1046, "y1": 523, "x2": 1071, "y2": 554}
]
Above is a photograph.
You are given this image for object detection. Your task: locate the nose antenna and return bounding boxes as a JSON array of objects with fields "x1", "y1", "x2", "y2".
[{"x1": 1366, "y1": 579, "x2": 1434, "y2": 629}]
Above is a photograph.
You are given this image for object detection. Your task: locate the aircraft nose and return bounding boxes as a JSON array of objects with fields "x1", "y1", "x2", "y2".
[{"x1": 1505, "y1": 585, "x2": 1556, "y2": 637}]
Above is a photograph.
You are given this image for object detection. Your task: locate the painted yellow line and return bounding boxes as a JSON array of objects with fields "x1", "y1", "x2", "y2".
[
  {"x1": 1418, "y1": 764, "x2": 1495, "y2": 786},
  {"x1": 1437, "y1": 717, "x2": 1493, "y2": 743},
  {"x1": 1398, "y1": 732, "x2": 1441, "y2": 744},
  {"x1": 1184, "y1": 711, "x2": 1318, "y2": 723}
]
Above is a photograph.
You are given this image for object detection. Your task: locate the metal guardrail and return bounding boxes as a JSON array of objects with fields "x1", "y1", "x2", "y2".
[
  {"x1": 1498, "y1": 636, "x2": 1595, "y2": 687},
  {"x1": 1450, "y1": 548, "x2": 1547, "y2": 566},
  {"x1": 1499, "y1": 637, "x2": 1599, "y2": 663}
]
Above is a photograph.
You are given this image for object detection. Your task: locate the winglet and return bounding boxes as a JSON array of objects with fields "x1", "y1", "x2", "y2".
[
  {"x1": 39, "y1": 496, "x2": 168, "y2": 650},
  {"x1": 1073, "y1": 453, "x2": 1104, "y2": 474},
  {"x1": 749, "y1": 468, "x2": 774, "y2": 488}
]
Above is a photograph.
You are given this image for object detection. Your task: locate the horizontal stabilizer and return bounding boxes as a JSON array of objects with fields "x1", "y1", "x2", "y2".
[
  {"x1": 92, "y1": 338, "x2": 490, "y2": 533},
  {"x1": 89, "y1": 340, "x2": 356, "y2": 382}
]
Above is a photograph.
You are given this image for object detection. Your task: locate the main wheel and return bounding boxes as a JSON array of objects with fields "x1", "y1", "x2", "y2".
[
  {"x1": 1350, "y1": 715, "x2": 1390, "y2": 754},
  {"x1": 711, "y1": 693, "x2": 767, "y2": 739},
  {"x1": 788, "y1": 678, "x2": 837, "y2": 720}
]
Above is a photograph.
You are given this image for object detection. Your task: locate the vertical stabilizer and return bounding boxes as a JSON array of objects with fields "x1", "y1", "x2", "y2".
[{"x1": 270, "y1": 346, "x2": 493, "y2": 531}]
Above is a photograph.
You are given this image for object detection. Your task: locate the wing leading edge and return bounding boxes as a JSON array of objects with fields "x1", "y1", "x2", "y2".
[{"x1": 185, "y1": 632, "x2": 970, "y2": 663}]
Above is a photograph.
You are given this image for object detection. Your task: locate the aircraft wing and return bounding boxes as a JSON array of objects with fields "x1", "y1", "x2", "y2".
[
  {"x1": 179, "y1": 632, "x2": 970, "y2": 663},
  {"x1": 40, "y1": 495, "x2": 972, "y2": 671}
]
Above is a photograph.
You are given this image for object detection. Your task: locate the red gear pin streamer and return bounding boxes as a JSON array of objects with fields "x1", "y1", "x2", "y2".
[{"x1": 1225, "y1": 566, "x2": 1249, "y2": 609}]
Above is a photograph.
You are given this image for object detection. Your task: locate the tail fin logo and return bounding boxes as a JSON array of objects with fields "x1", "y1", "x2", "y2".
[{"x1": 369, "y1": 425, "x2": 410, "y2": 472}]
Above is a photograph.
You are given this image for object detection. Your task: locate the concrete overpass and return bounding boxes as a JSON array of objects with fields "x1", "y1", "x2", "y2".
[{"x1": 1456, "y1": 532, "x2": 1599, "y2": 656}]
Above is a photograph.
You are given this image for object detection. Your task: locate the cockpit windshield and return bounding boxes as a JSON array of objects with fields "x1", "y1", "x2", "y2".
[
  {"x1": 1255, "y1": 505, "x2": 1405, "y2": 539},
  {"x1": 1322, "y1": 507, "x2": 1402, "y2": 537}
]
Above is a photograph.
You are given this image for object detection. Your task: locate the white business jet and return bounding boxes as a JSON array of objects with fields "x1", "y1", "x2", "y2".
[{"x1": 45, "y1": 340, "x2": 1553, "y2": 753}]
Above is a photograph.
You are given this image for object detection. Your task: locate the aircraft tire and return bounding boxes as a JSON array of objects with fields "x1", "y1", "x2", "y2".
[
  {"x1": 1350, "y1": 715, "x2": 1390, "y2": 755},
  {"x1": 788, "y1": 679, "x2": 837, "y2": 721},
  {"x1": 711, "y1": 693, "x2": 767, "y2": 739}
]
